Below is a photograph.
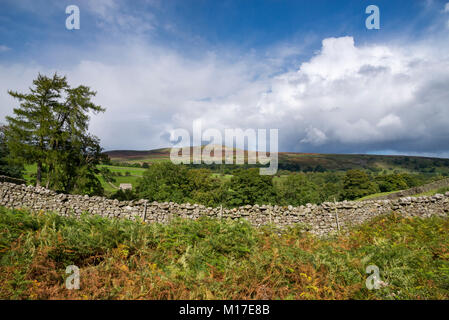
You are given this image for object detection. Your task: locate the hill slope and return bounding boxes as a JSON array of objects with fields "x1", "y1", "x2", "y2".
[{"x1": 104, "y1": 147, "x2": 449, "y2": 173}]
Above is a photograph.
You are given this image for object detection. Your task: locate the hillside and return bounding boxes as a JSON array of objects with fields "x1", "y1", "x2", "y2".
[{"x1": 105, "y1": 147, "x2": 449, "y2": 174}]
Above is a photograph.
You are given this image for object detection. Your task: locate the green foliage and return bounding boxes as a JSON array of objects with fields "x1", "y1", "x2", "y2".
[
  {"x1": 341, "y1": 170, "x2": 379, "y2": 200},
  {"x1": 225, "y1": 168, "x2": 276, "y2": 207},
  {"x1": 1, "y1": 207, "x2": 448, "y2": 299},
  {"x1": 110, "y1": 189, "x2": 138, "y2": 201},
  {"x1": 275, "y1": 173, "x2": 321, "y2": 206},
  {"x1": 131, "y1": 162, "x2": 443, "y2": 207},
  {"x1": 0, "y1": 125, "x2": 23, "y2": 178},
  {"x1": 5, "y1": 73, "x2": 105, "y2": 195},
  {"x1": 375, "y1": 174, "x2": 408, "y2": 192},
  {"x1": 136, "y1": 162, "x2": 190, "y2": 203},
  {"x1": 99, "y1": 167, "x2": 116, "y2": 184},
  {"x1": 136, "y1": 163, "x2": 226, "y2": 207},
  {"x1": 186, "y1": 169, "x2": 226, "y2": 207}
]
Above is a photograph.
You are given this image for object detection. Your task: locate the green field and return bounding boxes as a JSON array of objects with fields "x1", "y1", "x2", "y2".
[
  {"x1": 356, "y1": 186, "x2": 449, "y2": 201},
  {"x1": 97, "y1": 165, "x2": 146, "y2": 175},
  {"x1": 96, "y1": 165, "x2": 146, "y2": 193},
  {"x1": 412, "y1": 186, "x2": 449, "y2": 198},
  {"x1": 356, "y1": 191, "x2": 399, "y2": 201},
  {"x1": 23, "y1": 164, "x2": 146, "y2": 194}
]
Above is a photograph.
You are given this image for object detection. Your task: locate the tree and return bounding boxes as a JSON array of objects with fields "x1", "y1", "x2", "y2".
[
  {"x1": 375, "y1": 174, "x2": 408, "y2": 192},
  {"x1": 186, "y1": 169, "x2": 225, "y2": 207},
  {"x1": 6, "y1": 73, "x2": 68, "y2": 186},
  {"x1": 276, "y1": 174, "x2": 321, "y2": 206},
  {"x1": 6, "y1": 73, "x2": 105, "y2": 194},
  {"x1": 0, "y1": 125, "x2": 23, "y2": 178},
  {"x1": 111, "y1": 189, "x2": 137, "y2": 201},
  {"x1": 99, "y1": 167, "x2": 116, "y2": 184},
  {"x1": 136, "y1": 162, "x2": 190, "y2": 203},
  {"x1": 341, "y1": 170, "x2": 379, "y2": 200},
  {"x1": 136, "y1": 163, "x2": 228, "y2": 206},
  {"x1": 226, "y1": 168, "x2": 275, "y2": 207}
]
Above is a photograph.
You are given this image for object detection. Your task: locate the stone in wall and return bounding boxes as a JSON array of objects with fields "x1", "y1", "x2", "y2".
[{"x1": 0, "y1": 182, "x2": 448, "y2": 237}]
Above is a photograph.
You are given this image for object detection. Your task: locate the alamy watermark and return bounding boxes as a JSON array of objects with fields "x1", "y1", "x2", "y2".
[
  {"x1": 169, "y1": 120, "x2": 279, "y2": 175},
  {"x1": 365, "y1": 265, "x2": 388, "y2": 290},
  {"x1": 64, "y1": 5, "x2": 379, "y2": 31},
  {"x1": 366, "y1": 5, "x2": 380, "y2": 30},
  {"x1": 65, "y1": 265, "x2": 80, "y2": 290},
  {"x1": 66, "y1": 5, "x2": 80, "y2": 30}
]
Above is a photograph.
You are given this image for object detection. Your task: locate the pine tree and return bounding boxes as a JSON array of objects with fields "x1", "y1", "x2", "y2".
[
  {"x1": 6, "y1": 73, "x2": 106, "y2": 194},
  {"x1": 6, "y1": 73, "x2": 67, "y2": 186},
  {"x1": 0, "y1": 125, "x2": 23, "y2": 178}
]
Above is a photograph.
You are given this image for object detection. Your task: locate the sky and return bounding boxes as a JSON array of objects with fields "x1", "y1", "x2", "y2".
[{"x1": 1, "y1": 0, "x2": 449, "y2": 157}]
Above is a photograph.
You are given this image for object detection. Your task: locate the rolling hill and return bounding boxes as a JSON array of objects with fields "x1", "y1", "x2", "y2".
[{"x1": 104, "y1": 147, "x2": 449, "y2": 174}]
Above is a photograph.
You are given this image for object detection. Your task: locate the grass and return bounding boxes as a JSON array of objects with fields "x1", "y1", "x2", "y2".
[
  {"x1": 97, "y1": 165, "x2": 145, "y2": 193},
  {"x1": 412, "y1": 186, "x2": 449, "y2": 198},
  {"x1": 0, "y1": 206, "x2": 448, "y2": 300},
  {"x1": 210, "y1": 173, "x2": 233, "y2": 181},
  {"x1": 23, "y1": 164, "x2": 36, "y2": 183},
  {"x1": 23, "y1": 164, "x2": 146, "y2": 193},
  {"x1": 97, "y1": 165, "x2": 146, "y2": 176},
  {"x1": 356, "y1": 191, "x2": 399, "y2": 201},
  {"x1": 99, "y1": 175, "x2": 142, "y2": 193},
  {"x1": 356, "y1": 186, "x2": 449, "y2": 201}
]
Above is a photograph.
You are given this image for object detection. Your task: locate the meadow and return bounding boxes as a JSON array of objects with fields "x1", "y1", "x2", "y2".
[
  {"x1": 24, "y1": 164, "x2": 146, "y2": 194},
  {"x1": 96, "y1": 165, "x2": 146, "y2": 193},
  {"x1": 0, "y1": 207, "x2": 448, "y2": 300}
]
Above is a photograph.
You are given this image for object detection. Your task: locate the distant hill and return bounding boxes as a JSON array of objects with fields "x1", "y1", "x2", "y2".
[{"x1": 104, "y1": 147, "x2": 449, "y2": 174}]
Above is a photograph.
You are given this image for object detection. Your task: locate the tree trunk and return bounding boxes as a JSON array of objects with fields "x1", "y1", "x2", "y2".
[
  {"x1": 36, "y1": 161, "x2": 42, "y2": 187},
  {"x1": 45, "y1": 163, "x2": 52, "y2": 189}
]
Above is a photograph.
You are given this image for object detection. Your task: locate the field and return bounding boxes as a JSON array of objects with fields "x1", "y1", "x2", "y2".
[
  {"x1": 357, "y1": 191, "x2": 402, "y2": 201},
  {"x1": 24, "y1": 164, "x2": 146, "y2": 194},
  {"x1": 0, "y1": 207, "x2": 448, "y2": 300},
  {"x1": 24, "y1": 164, "x2": 289, "y2": 194},
  {"x1": 97, "y1": 165, "x2": 145, "y2": 193}
]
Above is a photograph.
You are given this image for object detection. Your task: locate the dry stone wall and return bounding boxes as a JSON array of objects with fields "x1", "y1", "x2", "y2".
[
  {"x1": 368, "y1": 178, "x2": 449, "y2": 200},
  {"x1": 1, "y1": 182, "x2": 448, "y2": 236}
]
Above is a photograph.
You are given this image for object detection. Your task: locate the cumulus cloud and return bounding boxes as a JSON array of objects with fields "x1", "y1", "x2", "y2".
[
  {"x1": 252, "y1": 36, "x2": 449, "y2": 154},
  {"x1": 300, "y1": 127, "x2": 328, "y2": 146},
  {"x1": 1, "y1": 33, "x2": 449, "y2": 156}
]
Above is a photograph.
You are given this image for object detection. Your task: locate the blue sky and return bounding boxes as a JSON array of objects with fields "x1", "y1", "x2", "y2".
[
  {"x1": 0, "y1": 1, "x2": 444, "y2": 65},
  {"x1": 1, "y1": 0, "x2": 449, "y2": 157}
]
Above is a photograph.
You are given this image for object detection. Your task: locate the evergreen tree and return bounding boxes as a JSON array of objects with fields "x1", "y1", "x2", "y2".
[
  {"x1": 0, "y1": 125, "x2": 23, "y2": 178},
  {"x1": 6, "y1": 73, "x2": 67, "y2": 186},
  {"x1": 6, "y1": 73, "x2": 105, "y2": 194}
]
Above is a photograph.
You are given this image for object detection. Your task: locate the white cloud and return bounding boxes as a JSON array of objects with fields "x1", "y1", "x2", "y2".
[
  {"x1": 377, "y1": 114, "x2": 402, "y2": 128},
  {"x1": 1, "y1": 34, "x2": 449, "y2": 156},
  {"x1": 0, "y1": 45, "x2": 10, "y2": 52},
  {"x1": 85, "y1": 0, "x2": 156, "y2": 34},
  {"x1": 300, "y1": 127, "x2": 328, "y2": 146},
  {"x1": 445, "y1": 2, "x2": 449, "y2": 12}
]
